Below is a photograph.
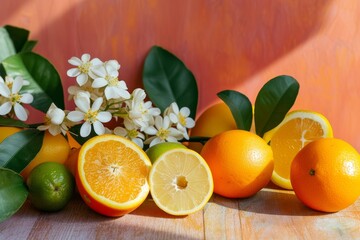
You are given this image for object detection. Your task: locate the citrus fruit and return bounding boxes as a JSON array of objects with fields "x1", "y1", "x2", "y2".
[
  {"x1": 146, "y1": 142, "x2": 187, "y2": 163},
  {"x1": 76, "y1": 134, "x2": 151, "y2": 217},
  {"x1": 201, "y1": 130, "x2": 273, "y2": 198},
  {"x1": 149, "y1": 148, "x2": 213, "y2": 215},
  {"x1": 64, "y1": 148, "x2": 80, "y2": 176},
  {"x1": 291, "y1": 138, "x2": 360, "y2": 212},
  {"x1": 263, "y1": 110, "x2": 333, "y2": 189},
  {"x1": 0, "y1": 126, "x2": 21, "y2": 142},
  {"x1": 188, "y1": 102, "x2": 237, "y2": 153},
  {"x1": 21, "y1": 131, "x2": 71, "y2": 179},
  {"x1": 26, "y1": 162, "x2": 75, "y2": 212}
]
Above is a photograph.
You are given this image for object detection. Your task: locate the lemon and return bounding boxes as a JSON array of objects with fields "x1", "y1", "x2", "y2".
[
  {"x1": 146, "y1": 142, "x2": 187, "y2": 163},
  {"x1": 263, "y1": 110, "x2": 333, "y2": 189},
  {"x1": 21, "y1": 131, "x2": 71, "y2": 179},
  {"x1": 26, "y1": 162, "x2": 75, "y2": 212},
  {"x1": 149, "y1": 148, "x2": 214, "y2": 216},
  {"x1": 188, "y1": 103, "x2": 237, "y2": 153}
]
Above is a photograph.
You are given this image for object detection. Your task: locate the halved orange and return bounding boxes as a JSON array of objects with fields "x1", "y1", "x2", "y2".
[
  {"x1": 263, "y1": 110, "x2": 333, "y2": 189},
  {"x1": 149, "y1": 148, "x2": 213, "y2": 216},
  {"x1": 76, "y1": 134, "x2": 151, "y2": 217}
]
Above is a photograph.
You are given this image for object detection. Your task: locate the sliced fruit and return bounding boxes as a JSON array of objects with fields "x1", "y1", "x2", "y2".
[
  {"x1": 76, "y1": 134, "x2": 152, "y2": 217},
  {"x1": 149, "y1": 148, "x2": 213, "y2": 216},
  {"x1": 146, "y1": 142, "x2": 187, "y2": 163},
  {"x1": 263, "y1": 110, "x2": 333, "y2": 189}
]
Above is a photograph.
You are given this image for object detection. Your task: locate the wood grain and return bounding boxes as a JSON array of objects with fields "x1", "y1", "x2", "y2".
[{"x1": 1, "y1": 185, "x2": 359, "y2": 239}]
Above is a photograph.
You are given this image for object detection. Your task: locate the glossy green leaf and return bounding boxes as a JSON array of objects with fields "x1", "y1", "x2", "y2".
[
  {"x1": 143, "y1": 46, "x2": 198, "y2": 119},
  {"x1": 254, "y1": 75, "x2": 299, "y2": 137},
  {"x1": 0, "y1": 168, "x2": 28, "y2": 223},
  {"x1": 69, "y1": 124, "x2": 97, "y2": 145},
  {"x1": 2, "y1": 52, "x2": 65, "y2": 112},
  {"x1": 0, "y1": 129, "x2": 44, "y2": 173},
  {"x1": 0, "y1": 27, "x2": 16, "y2": 62},
  {"x1": 0, "y1": 116, "x2": 29, "y2": 128},
  {"x1": 217, "y1": 90, "x2": 253, "y2": 131},
  {"x1": 21, "y1": 40, "x2": 38, "y2": 52},
  {"x1": 4, "y1": 25, "x2": 30, "y2": 53}
]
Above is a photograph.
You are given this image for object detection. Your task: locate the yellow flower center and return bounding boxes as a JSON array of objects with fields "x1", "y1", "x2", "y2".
[
  {"x1": 128, "y1": 129, "x2": 139, "y2": 139},
  {"x1": 10, "y1": 93, "x2": 22, "y2": 105},
  {"x1": 156, "y1": 128, "x2": 169, "y2": 140},
  {"x1": 178, "y1": 114, "x2": 186, "y2": 126},
  {"x1": 106, "y1": 75, "x2": 119, "y2": 87},
  {"x1": 78, "y1": 62, "x2": 91, "y2": 74},
  {"x1": 84, "y1": 110, "x2": 98, "y2": 123}
]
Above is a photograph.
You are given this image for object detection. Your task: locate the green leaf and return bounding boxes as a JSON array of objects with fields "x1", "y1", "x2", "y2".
[
  {"x1": 217, "y1": 90, "x2": 253, "y2": 131},
  {"x1": 0, "y1": 168, "x2": 28, "y2": 223},
  {"x1": 0, "y1": 129, "x2": 44, "y2": 173},
  {"x1": 254, "y1": 75, "x2": 299, "y2": 137},
  {"x1": 21, "y1": 40, "x2": 38, "y2": 52},
  {"x1": 69, "y1": 124, "x2": 97, "y2": 145},
  {"x1": 143, "y1": 46, "x2": 198, "y2": 119},
  {"x1": 4, "y1": 25, "x2": 30, "y2": 53},
  {"x1": 0, "y1": 27, "x2": 16, "y2": 63},
  {"x1": 2, "y1": 52, "x2": 65, "y2": 112},
  {"x1": 0, "y1": 116, "x2": 29, "y2": 128}
]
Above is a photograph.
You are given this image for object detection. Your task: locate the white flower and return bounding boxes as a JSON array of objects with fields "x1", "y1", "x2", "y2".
[
  {"x1": 67, "y1": 53, "x2": 102, "y2": 86},
  {"x1": 67, "y1": 96, "x2": 112, "y2": 137},
  {"x1": 127, "y1": 88, "x2": 160, "y2": 131},
  {"x1": 166, "y1": 102, "x2": 195, "y2": 140},
  {"x1": 144, "y1": 115, "x2": 183, "y2": 147},
  {"x1": 114, "y1": 119, "x2": 145, "y2": 148},
  {"x1": 91, "y1": 62, "x2": 131, "y2": 100},
  {"x1": 37, "y1": 103, "x2": 68, "y2": 136},
  {"x1": 0, "y1": 76, "x2": 33, "y2": 121}
]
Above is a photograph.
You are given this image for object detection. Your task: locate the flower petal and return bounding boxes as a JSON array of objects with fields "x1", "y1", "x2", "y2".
[
  {"x1": 180, "y1": 107, "x2": 190, "y2": 117},
  {"x1": 97, "y1": 111, "x2": 112, "y2": 123},
  {"x1": 75, "y1": 96, "x2": 90, "y2": 113},
  {"x1": 81, "y1": 53, "x2": 91, "y2": 62},
  {"x1": 14, "y1": 103, "x2": 28, "y2": 121},
  {"x1": 92, "y1": 78, "x2": 108, "y2": 88},
  {"x1": 0, "y1": 83, "x2": 10, "y2": 97},
  {"x1": 20, "y1": 93, "x2": 33, "y2": 104},
  {"x1": 186, "y1": 118, "x2": 195, "y2": 128},
  {"x1": 76, "y1": 73, "x2": 88, "y2": 86},
  {"x1": 0, "y1": 102, "x2": 12, "y2": 115},
  {"x1": 93, "y1": 121, "x2": 105, "y2": 135},
  {"x1": 67, "y1": 111, "x2": 85, "y2": 122},
  {"x1": 67, "y1": 68, "x2": 80, "y2": 77},
  {"x1": 68, "y1": 57, "x2": 82, "y2": 66},
  {"x1": 91, "y1": 97, "x2": 103, "y2": 111},
  {"x1": 80, "y1": 122, "x2": 92, "y2": 137}
]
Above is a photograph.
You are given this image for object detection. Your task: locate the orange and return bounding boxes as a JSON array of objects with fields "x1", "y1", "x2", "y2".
[
  {"x1": 21, "y1": 131, "x2": 71, "y2": 179},
  {"x1": 76, "y1": 134, "x2": 151, "y2": 217},
  {"x1": 201, "y1": 130, "x2": 273, "y2": 198},
  {"x1": 0, "y1": 126, "x2": 21, "y2": 142},
  {"x1": 188, "y1": 102, "x2": 237, "y2": 153},
  {"x1": 149, "y1": 148, "x2": 213, "y2": 215},
  {"x1": 291, "y1": 138, "x2": 360, "y2": 212},
  {"x1": 263, "y1": 110, "x2": 333, "y2": 189},
  {"x1": 64, "y1": 148, "x2": 80, "y2": 176}
]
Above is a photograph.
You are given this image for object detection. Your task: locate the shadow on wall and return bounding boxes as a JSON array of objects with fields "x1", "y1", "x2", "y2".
[{"x1": 1, "y1": 0, "x2": 333, "y2": 115}]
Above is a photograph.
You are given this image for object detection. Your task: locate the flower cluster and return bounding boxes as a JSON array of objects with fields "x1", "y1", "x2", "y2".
[{"x1": 0, "y1": 53, "x2": 195, "y2": 149}]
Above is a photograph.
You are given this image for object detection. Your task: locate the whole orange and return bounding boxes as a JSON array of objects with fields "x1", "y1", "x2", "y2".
[
  {"x1": 201, "y1": 130, "x2": 273, "y2": 198},
  {"x1": 291, "y1": 138, "x2": 360, "y2": 212},
  {"x1": 189, "y1": 102, "x2": 237, "y2": 153}
]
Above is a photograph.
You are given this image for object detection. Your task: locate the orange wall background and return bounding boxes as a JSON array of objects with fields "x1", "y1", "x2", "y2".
[{"x1": 1, "y1": 0, "x2": 360, "y2": 150}]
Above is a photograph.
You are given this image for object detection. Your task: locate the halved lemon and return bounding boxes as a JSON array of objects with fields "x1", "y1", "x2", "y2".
[
  {"x1": 263, "y1": 110, "x2": 333, "y2": 189},
  {"x1": 149, "y1": 148, "x2": 214, "y2": 216},
  {"x1": 76, "y1": 134, "x2": 151, "y2": 217}
]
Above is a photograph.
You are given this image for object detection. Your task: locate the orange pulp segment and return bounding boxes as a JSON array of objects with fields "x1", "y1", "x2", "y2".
[{"x1": 76, "y1": 134, "x2": 151, "y2": 217}]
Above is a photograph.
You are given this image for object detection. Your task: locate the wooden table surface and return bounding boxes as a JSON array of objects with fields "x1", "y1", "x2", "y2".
[{"x1": 1, "y1": 183, "x2": 359, "y2": 240}]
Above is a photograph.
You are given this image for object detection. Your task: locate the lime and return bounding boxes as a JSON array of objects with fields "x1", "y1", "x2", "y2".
[
  {"x1": 26, "y1": 162, "x2": 75, "y2": 212},
  {"x1": 146, "y1": 142, "x2": 187, "y2": 163}
]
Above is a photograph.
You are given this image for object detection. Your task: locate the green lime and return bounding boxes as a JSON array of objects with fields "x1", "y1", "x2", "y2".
[
  {"x1": 26, "y1": 162, "x2": 74, "y2": 212},
  {"x1": 146, "y1": 142, "x2": 187, "y2": 163}
]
